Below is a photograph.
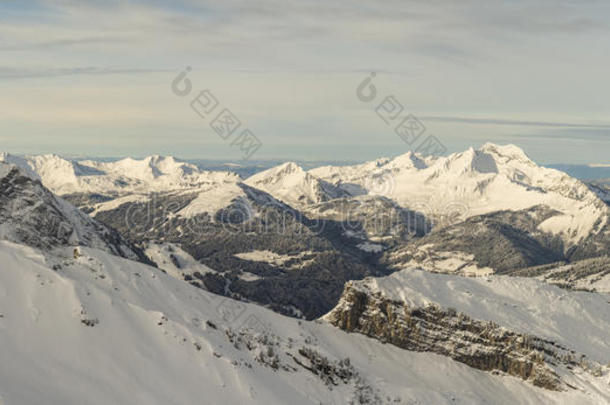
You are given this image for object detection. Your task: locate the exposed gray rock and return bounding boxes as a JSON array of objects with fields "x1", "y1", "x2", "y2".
[
  {"x1": 325, "y1": 281, "x2": 598, "y2": 391},
  {"x1": 0, "y1": 164, "x2": 152, "y2": 264}
]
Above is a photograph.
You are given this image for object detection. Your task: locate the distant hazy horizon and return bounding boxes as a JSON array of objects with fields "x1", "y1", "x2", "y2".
[{"x1": 3, "y1": 142, "x2": 610, "y2": 167}]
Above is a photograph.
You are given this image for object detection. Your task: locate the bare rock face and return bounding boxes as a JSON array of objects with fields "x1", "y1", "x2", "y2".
[{"x1": 325, "y1": 282, "x2": 583, "y2": 391}]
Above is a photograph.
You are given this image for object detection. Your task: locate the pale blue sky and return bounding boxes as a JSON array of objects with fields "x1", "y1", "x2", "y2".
[{"x1": 1, "y1": 0, "x2": 609, "y2": 164}]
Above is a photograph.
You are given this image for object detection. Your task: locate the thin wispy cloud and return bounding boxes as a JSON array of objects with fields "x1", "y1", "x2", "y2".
[
  {"x1": 421, "y1": 116, "x2": 610, "y2": 130},
  {"x1": 0, "y1": 66, "x2": 172, "y2": 80}
]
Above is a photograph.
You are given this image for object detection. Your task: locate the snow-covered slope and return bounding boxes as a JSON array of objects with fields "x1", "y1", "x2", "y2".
[
  {"x1": 587, "y1": 178, "x2": 610, "y2": 205},
  {"x1": 1, "y1": 240, "x2": 608, "y2": 404},
  {"x1": 244, "y1": 162, "x2": 350, "y2": 208},
  {"x1": 311, "y1": 143, "x2": 608, "y2": 245},
  {"x1": 2, "y1": 148, "x2": 610, "y2": 403},
  {"x1": 144, "y1": 242, "x2": 216, "y2": 283},
  {"x1": 176, "y1": 181, "x2": 254, "y2": 218}
]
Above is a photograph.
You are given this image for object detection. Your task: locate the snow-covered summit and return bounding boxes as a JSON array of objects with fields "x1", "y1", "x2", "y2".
[
  {"x1": 89, "y1": 155, "x2": 197, "y2": 182},
  {"x1": 0, "y1": 152, "x2": 41, "y2": 180},
  {"x1": 480, "y1": 142, "x2": 534, "y2": 163},
  {"x1": 245, "y1": 162, "x2": 308, "y2": 187},
  {"x1": 244, "y1": 161, "x2": 349, "y2": 207},
  {"x1": 385, "y1": 150, "x2": 429, "y2": 170}
]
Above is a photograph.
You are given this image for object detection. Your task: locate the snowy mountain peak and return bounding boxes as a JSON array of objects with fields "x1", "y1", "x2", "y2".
[
  {"x1": 435, "y1": 147, "x2": 499, "y2": 175},
  {"x1": 310, "y1": 144, "x2": 608, "y2": 244},
  {"x1": 480, "y1": 142, "x2": 533, "y2": 163},
  {"x1": 245, "y1": 162, "x2": 305, "y2": 186},
  {"x1": 432, "y1": 144, "x2": 534, "y2": 176},
  {"x1": 387, "y1": 151, "x2": 428, "y2": 170},
  {"x1": 144, "y1": 155, "x2": 181, "y2": 171},
  {"x1": 29, "y1": 153, "x2": 90, "y2": 180},
  {"x1": 0, "y1": 153, "x2": 41, "y2": 179},
  {"x1": 268, "y1": 161, "x2": 304, "y2": 177},
  {"x1": 107, "y1": 155, "x2": 235, "y2": 184},
  {"x1": 245, "y1": 162, "x2": 348, "y2": 207}
]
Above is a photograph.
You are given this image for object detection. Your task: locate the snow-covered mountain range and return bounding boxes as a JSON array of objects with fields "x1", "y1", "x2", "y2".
[
  {"x1": 2, "y1": 144, "x2": 609, "y2": 315},
  {"x1": 0, "y1": 161, "x2": 608, "y2": 404},
  {"x1": 0, "y1": 152, "x2": 239, "y2": 198},
  {"x1": 3, "y1": 143, "x2": 607, "y2": 245},
  {"x1": 310, "y1": 143, "x2": 608, "y2": 245}
]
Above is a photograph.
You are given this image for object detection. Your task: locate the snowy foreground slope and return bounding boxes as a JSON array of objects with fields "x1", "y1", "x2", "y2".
[{"x1": 1, "y1": 241, "x2": 608, "y2": 405}]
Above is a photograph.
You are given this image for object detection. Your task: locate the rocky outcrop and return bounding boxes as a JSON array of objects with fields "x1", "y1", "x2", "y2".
[
  {"x1": 325, "y1": 282, "x2": 583, "y2": 390},
  {"x1": 0, "y1": 164, "x2": 152, "y2": 264}
]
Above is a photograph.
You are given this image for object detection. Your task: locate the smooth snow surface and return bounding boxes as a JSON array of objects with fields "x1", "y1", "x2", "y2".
[{"x1": 144, "y1": 242, "x2": 216, "y2": 281}]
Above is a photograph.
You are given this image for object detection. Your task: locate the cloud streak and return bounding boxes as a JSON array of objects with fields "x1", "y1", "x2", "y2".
[
  {"x1": 421, "y1": 116, "x2": 610, "y2": 130},
  {"x1": 0, "y1": 66, "x2": 172, "y2": 80}
]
